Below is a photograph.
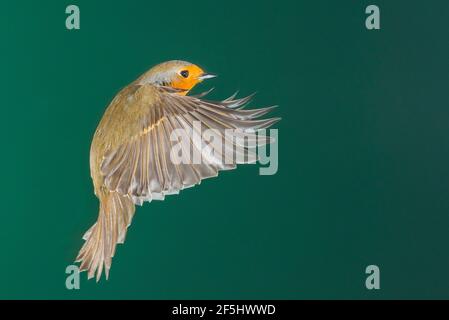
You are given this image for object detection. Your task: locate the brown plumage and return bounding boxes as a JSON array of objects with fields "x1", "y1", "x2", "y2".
[{"x1": 76, "y1": 60, "x2": 280, "y2": 281}]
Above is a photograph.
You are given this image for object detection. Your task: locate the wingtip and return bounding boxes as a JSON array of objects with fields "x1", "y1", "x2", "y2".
[
  {"x1": 223, "y1": 91, "x2": 240, "y2": 102},
  {"x1": 261, "y1": 117, "x2": 282, "y2": 129},
  {"x1": 194, "y1": 87, "x2": 215, "y2": 98},
  {"x1": 271, "y1": 117, "x2": 282, "y2": 126}
]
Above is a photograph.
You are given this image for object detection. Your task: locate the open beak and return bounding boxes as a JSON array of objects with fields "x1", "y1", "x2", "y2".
[{"x1": 198, "y1": 73, "x2": 217, "y2": 81}]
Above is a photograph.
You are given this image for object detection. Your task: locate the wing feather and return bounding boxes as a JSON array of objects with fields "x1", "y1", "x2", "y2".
[{"x1": 100, "y1": 85, "x2": 280, "y2": 205}]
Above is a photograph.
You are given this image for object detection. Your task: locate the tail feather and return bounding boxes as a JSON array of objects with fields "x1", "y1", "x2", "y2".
[{"x1": 76, "y1": 191, "x2": 135, "y2": 281}]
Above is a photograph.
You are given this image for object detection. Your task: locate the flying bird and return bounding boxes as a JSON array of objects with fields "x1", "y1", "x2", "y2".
[{"x1": 76, "y1": 60, "x2": 280, "y2": 281}]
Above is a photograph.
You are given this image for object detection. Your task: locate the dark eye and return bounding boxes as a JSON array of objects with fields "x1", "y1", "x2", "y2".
[{"x1": 180, "y1": 70, "x2": 189, "y2": 78}]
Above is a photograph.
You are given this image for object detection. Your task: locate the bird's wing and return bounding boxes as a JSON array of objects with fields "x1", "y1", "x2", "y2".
[{"x1": 99, "y1": 85, "x2": 280, "y2": 205}]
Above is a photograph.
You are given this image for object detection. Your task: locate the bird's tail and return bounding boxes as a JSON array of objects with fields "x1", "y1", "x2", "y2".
[{"x1": 76, "y1": 191, "x2": 135, "y2": 281}]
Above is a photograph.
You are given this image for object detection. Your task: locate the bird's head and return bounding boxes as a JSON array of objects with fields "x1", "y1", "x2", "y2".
[{"x1": 138, "y1": 60, "x2": 216, "y2": 94}]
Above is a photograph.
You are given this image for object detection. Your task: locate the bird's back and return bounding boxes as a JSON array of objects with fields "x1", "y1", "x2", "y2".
[{"x1": 90, "y1": 83, "x2": 162, "y2": 193}]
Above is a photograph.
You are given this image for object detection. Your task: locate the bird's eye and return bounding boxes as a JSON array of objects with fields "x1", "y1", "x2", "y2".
[{"x1": 180, "y1": 70, "x2": 189, "y2": 78}]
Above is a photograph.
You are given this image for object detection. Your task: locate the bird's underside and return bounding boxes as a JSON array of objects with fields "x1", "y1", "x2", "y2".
[{"x1": 76, "y1": 83, "x2": 280, "y2": 281}]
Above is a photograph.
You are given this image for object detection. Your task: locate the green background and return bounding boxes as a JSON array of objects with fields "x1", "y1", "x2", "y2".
[{"x1": 1, "y1": 0, "x2": 449, "y2": 299}]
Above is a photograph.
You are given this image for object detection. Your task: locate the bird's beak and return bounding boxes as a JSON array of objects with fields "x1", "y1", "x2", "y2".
[{"x1": 198, "y1": 73, "x2": 217, "y2": 81}]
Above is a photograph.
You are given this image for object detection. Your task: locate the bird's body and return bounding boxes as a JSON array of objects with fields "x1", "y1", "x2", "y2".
[
  {"x1": 90, "y1": 84, "x2": 160, "y2": 193},
  {"x1": 76, "y1": 60, "x2": 280, "y2": 281}
]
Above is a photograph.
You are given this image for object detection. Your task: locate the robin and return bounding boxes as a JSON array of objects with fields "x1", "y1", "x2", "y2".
[{"x1": 76, "y1": 60, "x2": 280, "y2": 281}]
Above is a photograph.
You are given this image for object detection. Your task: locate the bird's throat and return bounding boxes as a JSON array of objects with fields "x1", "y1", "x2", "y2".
[{"x1": 169, "y1": 78, "x2": 200, "y2": 94}]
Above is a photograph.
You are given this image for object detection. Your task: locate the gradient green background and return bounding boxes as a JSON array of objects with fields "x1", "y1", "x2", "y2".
[{"x1": 1, "y1": 0, "x2": 449, "y2": 299}]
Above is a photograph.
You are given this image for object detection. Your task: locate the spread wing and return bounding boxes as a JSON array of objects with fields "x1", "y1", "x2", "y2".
[{"x1": 99, "y1": 85, "x2": 280, "y2": 205}]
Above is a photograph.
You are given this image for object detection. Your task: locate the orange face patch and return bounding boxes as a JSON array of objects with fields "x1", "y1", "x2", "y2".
[{"x1": 170, "y1": 64, "x2": 206, "y2": 93}]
